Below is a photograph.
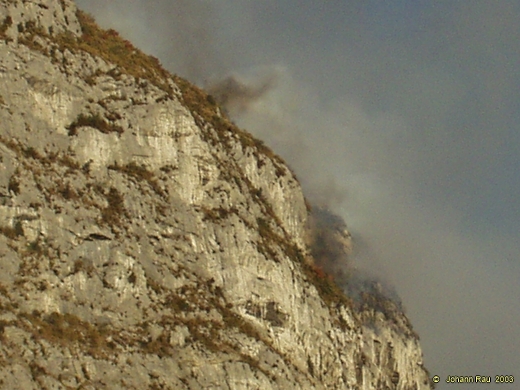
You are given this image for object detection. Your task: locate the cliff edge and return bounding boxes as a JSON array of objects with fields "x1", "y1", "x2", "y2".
[{"x1": 0, "y1": 1, "x2": 432, "y2": 389}]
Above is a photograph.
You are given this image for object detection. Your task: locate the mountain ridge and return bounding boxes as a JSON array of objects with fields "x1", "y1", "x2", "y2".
[{"x1": 0, "y1": 0, "x2": 433, "y2": 388}]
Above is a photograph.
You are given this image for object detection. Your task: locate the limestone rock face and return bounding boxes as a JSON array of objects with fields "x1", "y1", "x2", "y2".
[{"x1": 0, "y1": 1, "x2": 432, "y2": 389}]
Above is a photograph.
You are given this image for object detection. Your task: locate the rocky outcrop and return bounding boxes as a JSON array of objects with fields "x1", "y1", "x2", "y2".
[{"x1": 0, "y1": 1, "x2": 433, "y2": 389}]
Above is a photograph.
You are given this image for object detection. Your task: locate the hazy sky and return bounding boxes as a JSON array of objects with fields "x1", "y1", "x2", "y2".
[{"x1": 76, "y1": 1, "x2": 520, "y2": 387}]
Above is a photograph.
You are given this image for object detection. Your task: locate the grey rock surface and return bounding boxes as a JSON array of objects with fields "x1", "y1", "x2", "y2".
[{"x1": 0, "y1": 1, "x2": 433, "y2": 389}]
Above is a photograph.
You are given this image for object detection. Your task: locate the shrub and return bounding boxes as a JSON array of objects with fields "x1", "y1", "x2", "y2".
[
  {"x1": 206, "y1": 94, "x2": 216, "y2": 106},
  {"x1": 23, "y1": 146, "x2": 42, "y2": 160},
  {"x1": 101, "y1": 187, "x2": 126, "y2": 226},
  {"x1": 59, "y1": 155, "x2": 80, "y2": 170},
  {"x1": 57, "y1": 182, "x2": 79, "y2": 200},
  {"x1": 0, "y1": 225, "x2": 21, "y2": 239},
  {"x1": 0, "y1": 16, "x2": 12, "y2": 41},
  {"x1": 73, "y1": 259, "x2": 94, "y2": 276},
  {"x1": 67, "y1": 113, "x2": 123, "y2": 135},
  {"x1": 201, "y1": 206, "x2": 236, "y2": 222},
  {"x1": 24, "y1": 239, "x2": 48, "y2": 258},
  {"x1": 115, "y1": 161, "x2": 153, "y2": 182},
  {"x1": 21, "y1": 311, "x2": 113, "y2": 358},
  {"x1": 302, "y1": 261, "x2": 351, "y2": 308},
  {"x1": 17, "y1": 21, "x2": 48, "y2": 52},
  {"x1": 8, "y1": 174, "x2": 20, "y2": 195},
  {"x1": 108, "y1": 162, "x2": 165, "y2": 197}
]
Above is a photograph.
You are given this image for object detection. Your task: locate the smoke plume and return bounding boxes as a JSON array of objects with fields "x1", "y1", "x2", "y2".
[{"x1": 206, "y1": 71, "x2": 279, "y2": 117}]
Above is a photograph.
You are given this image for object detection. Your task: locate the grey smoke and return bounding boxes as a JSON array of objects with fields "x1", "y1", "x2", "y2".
[
  {"x1": 206, "y1": 71, "x2": 279, "y2": 117},
  {"x1": 76, "y1": 1, "x2": 520, "y2": 388}
]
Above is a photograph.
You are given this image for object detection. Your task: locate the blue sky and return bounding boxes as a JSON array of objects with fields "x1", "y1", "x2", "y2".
[{"x1": 77, "y1": 1, "x2": 520, "y2": 387}]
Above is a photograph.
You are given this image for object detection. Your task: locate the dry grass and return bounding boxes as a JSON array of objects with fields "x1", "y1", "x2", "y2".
[
  {"x1": 108, "y1": 162, "x2": 165, "y2": 197},
  {"x1": 20, "y1": 311, "x2": 114, "y2": 358},
  {"x1": 0, "y1": 223, "x2": 23, "y2": 239},
  {"x1": 14, "y1": 10, "x2": 173, "y2": 96},
  {"x1": 303, "y1": 261, "x2": 352, "y2": 308},
  {"x1": 23, "y1": 146, "x2": 42, "y2": 160},
  {"x1": 59, "y1": 155, "x2": 80, "y2": 170},
  {"x1": 57, "y1": 182, "x2": 80, "y2": 201},
  {"x1": 8, "y1": 174, "x2": 20, "y2": 195},
  {"x1": 59, "y1": 11, "x2": 172, "y2": 95},
  {"x1": 101, "y1": 187, "x2": 126, "y2": 226},
  {"x1": 0, "y1": 16, "x2": 12, "y2": 42},
  {"x1": 201, "y1": 206, "x2": 238, "y2": 222},
  {"x1": 67, "y1": 113, "x2": 123, "y2": 136}
]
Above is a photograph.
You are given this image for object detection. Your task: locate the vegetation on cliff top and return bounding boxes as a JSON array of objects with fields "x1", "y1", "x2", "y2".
[{"x1": 71, "y1": 10, "x2": 172, "y2": 95}]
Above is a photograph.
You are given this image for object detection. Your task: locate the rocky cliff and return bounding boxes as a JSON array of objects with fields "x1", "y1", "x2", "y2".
[{"x1": 0, "y1": 1, "x2": 433, "y2": 389}]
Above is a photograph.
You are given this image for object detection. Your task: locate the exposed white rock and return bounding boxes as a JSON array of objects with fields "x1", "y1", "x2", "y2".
[{"x1": 0, "y1": 1, "x2": 433, "y2": 389}]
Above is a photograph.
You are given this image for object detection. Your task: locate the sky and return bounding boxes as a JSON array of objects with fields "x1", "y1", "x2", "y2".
[{"x1": 75, "y1": 1, "x2": 520, "y2": 388}]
